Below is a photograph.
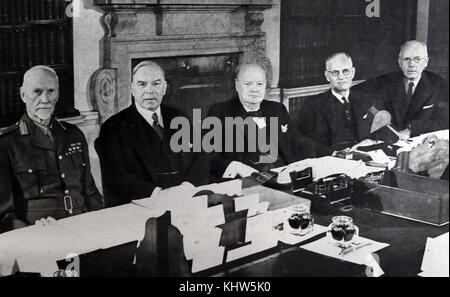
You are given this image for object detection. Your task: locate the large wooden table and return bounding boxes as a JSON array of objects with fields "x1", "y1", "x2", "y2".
[{"x1": 56, "y1": 178, "x2": 447, "y2": 277}]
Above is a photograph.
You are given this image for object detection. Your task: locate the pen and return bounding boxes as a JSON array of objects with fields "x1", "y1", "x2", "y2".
[{"x1": 340, "y1": 242, "x2": 373, "y2": 256}]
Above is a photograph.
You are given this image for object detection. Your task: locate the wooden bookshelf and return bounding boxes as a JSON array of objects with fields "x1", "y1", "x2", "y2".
[
  {"x1": 0, "y1": 0, "x2": 76, "y2": 127},
  {"x1": 280, "y1": 0, "x2": 417, "y2": 89}
]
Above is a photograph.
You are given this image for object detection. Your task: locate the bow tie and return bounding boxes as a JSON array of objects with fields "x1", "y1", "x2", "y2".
[{"x1": 246, "y1": 110, "x2": 263, "y2": 117}]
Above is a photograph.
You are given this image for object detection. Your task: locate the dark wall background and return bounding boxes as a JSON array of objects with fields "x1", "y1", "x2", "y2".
[
  {"x1": 280, "y1": 0, "x2": 448, "y2": 88},
  {"x1": 427, "y1": 0, "x2": 449, "y2": 80}
]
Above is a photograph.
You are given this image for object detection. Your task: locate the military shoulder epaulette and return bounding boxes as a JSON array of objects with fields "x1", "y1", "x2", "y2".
[
  {"x1": 0, "y1": 122, "x2": 20, "y2": 136},
  {"x1": 55, "y1": 117, "x2": 67, "y2": 131}
]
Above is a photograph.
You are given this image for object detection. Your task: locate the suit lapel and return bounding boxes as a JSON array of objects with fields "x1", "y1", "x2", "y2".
[
  {"x1": 260, "y1": 100, "x2": 294, "y2": 164},
  {"x1": 161, "y1": 105, "x2": 178, "y2": 138},
  {"x1": 406, "y1": 72, "x2": 434, "y2": 122},
  {"x1": 349, "y1": 91, "x2": 372, "y2": 140},
  {"x1": 124, "y1": 104, "x2": 160, "y2": 181},
  {"x1": 388, "y1": 76, "x2": 408, "y2": 129},
  {"x1": 325, "y1": 91, "x2": 338, "y2": 137}
]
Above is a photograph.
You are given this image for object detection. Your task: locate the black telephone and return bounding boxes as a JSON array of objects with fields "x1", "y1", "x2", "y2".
[
  {"x1": 290, "y1": 167, "x2": 313, "y2": 192},
  {"x1": 298, "y1": 173, "x2": 355, "y2": 213}
]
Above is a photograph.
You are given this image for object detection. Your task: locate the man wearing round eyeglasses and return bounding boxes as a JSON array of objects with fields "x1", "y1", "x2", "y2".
[
  {"x1": 294, "y1": 53, "x2": 385, "y2": 157},
  {"x1": 355, "y1": 40, "x2": 449, "y2": 137}
]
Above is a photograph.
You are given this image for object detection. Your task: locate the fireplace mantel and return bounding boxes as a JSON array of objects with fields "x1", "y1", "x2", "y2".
[
  {"x1": 92, "y1": 0, "x2": 274, "y2": 122},
  {"x1": 94, "y1": 0, "x2": 273, "y2": 6}
]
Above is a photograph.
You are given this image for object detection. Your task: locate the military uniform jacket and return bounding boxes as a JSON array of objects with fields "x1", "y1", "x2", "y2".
[{"x1": 0, "y1": 114, "x2": 104, "y2": 233}]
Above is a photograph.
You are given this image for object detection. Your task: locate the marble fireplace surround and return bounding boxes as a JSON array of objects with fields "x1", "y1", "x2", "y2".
[{"x1": 91, "y1": 0, "x2": 274, "y2": 122}]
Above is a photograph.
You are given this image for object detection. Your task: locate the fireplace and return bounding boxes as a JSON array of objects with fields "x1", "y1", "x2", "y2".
[
  {"x1": 91, "y1": 0, "x2": 274, "y2": 122},
  {"x1": 132, "y1": 52, "x2": 240, "y2": 121}
]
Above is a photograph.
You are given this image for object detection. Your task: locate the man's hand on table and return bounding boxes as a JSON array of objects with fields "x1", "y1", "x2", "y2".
[
  {"x1": 398, "y1": 128, "x2": 411, "y2": 141},
  {"x1": 223, "y1": 161, "x2": 258, "y2": 178},
  {"x1": 350, "y1": 139, "x2": 379, "y2": 152},
  {"x1": 35, "y1": 217, "x2": 56, "y2": 226}
]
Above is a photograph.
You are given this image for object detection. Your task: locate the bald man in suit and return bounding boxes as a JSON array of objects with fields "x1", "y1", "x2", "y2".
[
  {"x1": 354, "y1": 40, "x2": 449, "y2": 138},
  {"x1": 294, "y1": 53, "x2": 385, "y2": 157}
]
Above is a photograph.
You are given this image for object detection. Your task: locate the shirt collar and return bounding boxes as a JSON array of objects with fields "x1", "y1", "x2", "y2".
[
  {"x1": 404, "y1": 74, "x2": 422, "y2": 92},
  {"x1": 23, "y1": 113, "x2": 54, "y2": 138},
  {"x1": 331, "y1": 89, "x2": 350, "y2": 104},
  {"x1": 135, "y1": 104, "x2": 163, "y2": 127},
  {"x1": 241, "y1": 103, "x2": 261, "y2": 113}
]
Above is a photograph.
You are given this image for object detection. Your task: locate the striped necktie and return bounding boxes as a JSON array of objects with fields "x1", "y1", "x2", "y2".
[
  {"x1": 342, "y1": 97, "x2": 353, "y2": 122},
  {"x1": 152, "y1": 113, "x2": 164, "y2": 140}
]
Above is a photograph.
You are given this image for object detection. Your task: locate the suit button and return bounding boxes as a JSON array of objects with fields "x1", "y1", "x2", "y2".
[
  {"x1": 64, "y1": 189, "x2": 70, "y2": 195},
  {"x1": 40, "y1": 189, "x2": 44, "y2": 194},
  {"x1": 61, "y1": 173, "x2": 66, "y2": 179},
  {"x1": 59, "y1": 155, "x2": 63, "y2": 160},
  {"x1": 28, "y1": 169, "x2": 33, "y2": 173}
]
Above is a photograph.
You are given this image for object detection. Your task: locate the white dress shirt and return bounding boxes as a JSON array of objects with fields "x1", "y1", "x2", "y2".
[
  {"x1": 331, "y1": 89, "x2": 350, "y2": 104},
  {"x1": 135, "y1": 104, "x2": 164, "y2": 128},
  {"x1": 242, "y1": 105, "x2": 266, "y2": 129},
  {"x1": 404, "y1": 74, "x2": 422, "y2": 95}
]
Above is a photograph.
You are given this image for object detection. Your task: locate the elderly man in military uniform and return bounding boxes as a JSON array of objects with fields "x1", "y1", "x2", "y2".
[{"x1": 0, "y1": 65, "x2": 103, "y2": 233}]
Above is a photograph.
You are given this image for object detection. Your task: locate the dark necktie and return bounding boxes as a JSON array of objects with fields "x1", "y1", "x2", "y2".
[
  {"x1": 152, "y1": 113, "x2": 164, "y2": 140},
  {"x1": 246, "y1": 109, "x2": 263, "y2": 118},
  {"x1": 342, "y1": 97, "x2": 353, "y2": 122},
  {"x1": 405, "y1": 82, "x2": 414, "y2": 109}
]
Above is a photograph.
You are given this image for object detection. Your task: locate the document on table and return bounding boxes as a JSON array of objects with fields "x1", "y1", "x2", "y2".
[
  {"x1": 234, "y1": 193, "x2": 260, "y2": 212},
  {"x1": 419, "y1": 232, "x2": 449, "y2": 277},
  {"x1": 396, "y1": 129, "x2": 449, "y2": 153},
  {"x1": 191, "y1": 246, "x2": 225, "y2": 273},
  {"x1": 0, "y1": 224, "x2": 95, "y2": 276},
  {"x1": 272, "y1": 156, "x2": 384, "y2": 180},
  {"x1": 55, "y1": 203, "x2": 157, "y2": 249},
  {"x1": 300, "y1": 236, "x2": 389, "y2": 276},
  {"x1": 195, "y1": 179, "x2": 242, "y2": 196},
  {"x1": 132, "y1": 182, "x2": 197, "y2": 213},
  {"x1": 182, "y1": 226, "x2": 223, "y2": 260}
]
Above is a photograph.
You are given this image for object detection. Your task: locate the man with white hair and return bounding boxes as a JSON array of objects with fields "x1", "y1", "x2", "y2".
[
  {"x1": 0, "y1": 65, "x2": 103, "y2": 233},
  {"x1": 294, "y1": 53, "x2": 385, "y2": 157},
  {"x1": 355, "y1": 40, "x2": 449, "y2": 137},
  {"x1": 95, "y1": 60, "x2": 206, "y2": 206},
  {"x1": 207, "y1": 62, "x2": 296, "y2": 179}
]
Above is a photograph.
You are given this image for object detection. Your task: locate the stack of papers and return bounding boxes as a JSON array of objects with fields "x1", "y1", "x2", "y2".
[
  {"x1": 396, "y1": 129, "x2": 449, "y2": 153},
  {"x1": 0, "y1": 224, "x2": 95, "y2": 276},
  {"x1": 300, "y1": 235, "x2": 389, "y2": 276},
  {"x1": 419, "y1": 232, "x2": 449, "y2": 277},
  {"x1": 273, "y1": 156, "x2": 385, "y2": 180}
]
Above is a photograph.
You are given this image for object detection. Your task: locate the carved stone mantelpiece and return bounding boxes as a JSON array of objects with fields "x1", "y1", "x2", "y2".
[{"x1": 93, "y1": 0, "x2": 274, "y2": 122}]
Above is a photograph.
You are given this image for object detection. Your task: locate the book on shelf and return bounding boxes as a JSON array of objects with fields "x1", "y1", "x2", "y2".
[
  {"x1": 25, "y1": 28, "x2": 33, "y2": 67},
  {"x1": 0, "y1": 78, "x2": 6, "y2": 116},
  {"x1": 18, "y1": 29, "x2": 26, "y2": 69},
  {"x1": 22, "y1": 0, "x2": 29, "y2": 22},
  {"x1": 57, "y1": 26, "x2": 66, "y2": 64},
  {"x1": 40, "y1": 0, "x2": 47, "y2": 21},
  {"x1": 33, "y1": 28, "x2": 48, "y2": 65},
  {"x1": 48, "y1": 27, "x2": 56, "y2": 65}
]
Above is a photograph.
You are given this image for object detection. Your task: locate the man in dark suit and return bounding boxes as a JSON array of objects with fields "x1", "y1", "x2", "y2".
[
  {"x1": 95, "y1": 61, "x2": 204, "y2": 206},
  {"x1": 294, "y1": 53, "x2": 385, "y2": 157},
  {"x1": 0, "y1": 66, "x2": 103, "y2": 233},
  {"x1": 354, "y1": 40, "x2": 449, "y2": 137},
  {"x1": 207, "y1": 63, "x2": 295, "y2": 179}
]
